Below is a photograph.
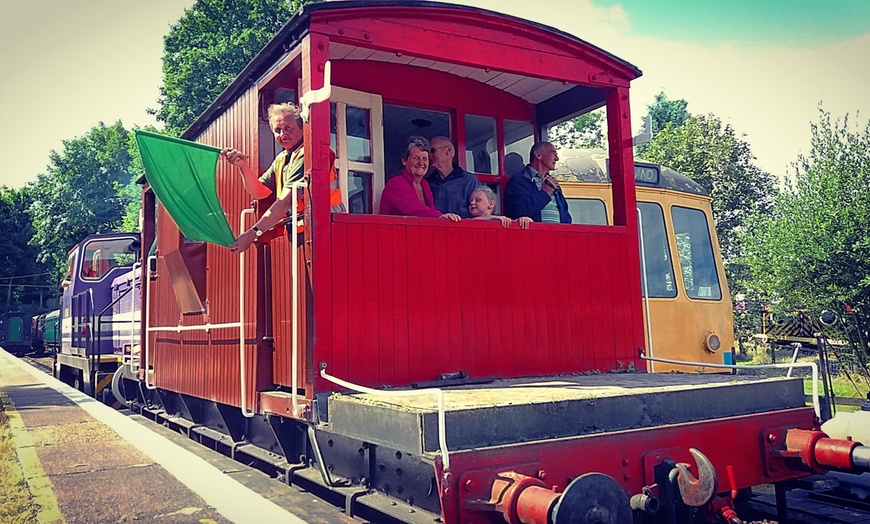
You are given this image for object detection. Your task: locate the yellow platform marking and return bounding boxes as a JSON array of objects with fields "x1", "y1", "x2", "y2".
[{"x1": 0, "y1": 389, "x2": 65, "y2": 524}]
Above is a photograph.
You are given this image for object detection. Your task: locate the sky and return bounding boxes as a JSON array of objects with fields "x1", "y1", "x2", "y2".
[{"x1": 1, "y1": 0, "x2": 868, "y2": 189}]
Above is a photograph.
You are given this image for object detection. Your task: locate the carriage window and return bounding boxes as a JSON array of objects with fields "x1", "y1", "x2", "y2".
[
  {"x1": 346, "y1": 106, "x2": 373, "y2": 163},
  {"x1": 672, "y1": 207, "x2": 721, "y2": 300},
  {"x1": 265, "y1": 88, "x2": 297, "y2": 161},
  {"x1": 81, "y1": 238, "x2": 137, "y2": 280},
  {"x1": 638, "y1": 203, "x2": 676, "y2": 298},
  {"x1": 465, "y1": 114, "x2": 497, "y2": 175},
  {"x1": 383, "y1": 104, "x2": 450, "y2": 179},
  {"x1": 504, "y1": 120, "x2": 534, "y2": 174},
  {"x1": 348, "y1": 171, "x2": 373, "y2": 214},
  {"x1": 567, "y1": 198, "x2": 607, "y2": 225}
]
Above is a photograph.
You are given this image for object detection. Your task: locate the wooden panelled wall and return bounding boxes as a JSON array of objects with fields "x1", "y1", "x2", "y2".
[
  {"x1": 322, "y1": 215, "x2": 645, "y2": 389},
  {"x1": 149, "y1": 86, "x2": 270, "y2": 410}
]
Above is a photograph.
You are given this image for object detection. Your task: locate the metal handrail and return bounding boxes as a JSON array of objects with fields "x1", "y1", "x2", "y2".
[
  {"x1": 320, "y1": 363, "x2": 450, "y2": 472},
  {"x1": 94, "y1": 270, "x2": 138, "y2": 395},
  {"x1": 144, "y1": 255, "x2": 157, "y2": 391},
  {"x1": 143, "y1": 209, "x2": 255, "y2": 417},
  {"x1": 142, "y1": 180, "x2": 307, "y2": 418},
  {"x1": 640, "y1": 353, "x2": 822, "y2": 418},
  {"x1": 290, "y1": 181, "x2": 307, "y2": 417}
]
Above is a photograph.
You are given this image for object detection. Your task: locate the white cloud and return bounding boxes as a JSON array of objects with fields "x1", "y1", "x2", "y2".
[
  {"x1": 2, "y1": 0, "x2": 866, "y2": 189},
  {"x1": 457, "y1": 0, "x2": 870, "y2": 179}
]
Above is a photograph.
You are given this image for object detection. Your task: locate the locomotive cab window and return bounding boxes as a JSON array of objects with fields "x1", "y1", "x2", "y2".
[
  {"x1": 672, "y1": 206, "x2": 721, "y2": 300},
  {"x1": 638, "y1": 202, "x2": 677, "y2": 298},
  {"x1": 62, "y1": 250, "x2": 77, "y2": 288},
  {"x1": 81, "y1": 238, "x2": 137, "y2": 281}
]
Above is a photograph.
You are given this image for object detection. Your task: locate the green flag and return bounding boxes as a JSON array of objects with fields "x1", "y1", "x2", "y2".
[{"x1": 135, "y1": 130, "x2": 236, "y2": 247}]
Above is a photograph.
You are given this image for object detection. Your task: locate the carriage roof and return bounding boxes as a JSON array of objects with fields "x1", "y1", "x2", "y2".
[{"x1": 183, "y1": 0, "x2": 642, "y2": 140}]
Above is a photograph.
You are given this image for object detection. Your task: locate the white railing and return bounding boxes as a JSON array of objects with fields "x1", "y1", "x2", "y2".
[
  {"x1": 143, "y1": 180, "x2": 308, "y2": 419},
  {"x1": 289, "y1": 182, "x2": 306, "y2": 417},
  {"x1": 640, "y1": 353, "x2": 821, "y2": 418},
  {"x1": 144, "y1": 209, "x2": 256, "y2": 418},
  {"x1": 122, "y1": 262, "x2": 141, "y2": 373},
  {"x1": 319, "y1": 362, "x2": 451, "y2": 472}
]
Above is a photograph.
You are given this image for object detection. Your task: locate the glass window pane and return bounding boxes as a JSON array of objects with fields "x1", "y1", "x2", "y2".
[
  {"x1": 465, "y1": 114, "x2": 497, "y2": 175},
  {"x1": 82, "y1": 238, "x2": 137, "y2": 280},
  {"x1": 504, "y1": 120, "x2": 534, "y2": 175},
  {"x1": 346, "y1": 105, "x2": 372, "y2": 163},
  {"x1": 672, "y1": 206, "x2": 722, "y2": 300},
  {"x1": 382, "y1": 104, "x2": 450, "y2": 179},
  {"x1": 638, "y1": 203, "x2": 676, "y2": 298},
  {"x1": 348, "y1": 171, "x2": 373, "y2": 215},
  {"x1": 567, "y1": 198, "x2": 607, "y2": 225},
  {"x1": 275, "y1": 87, "x2": 295, "y2": 105}
]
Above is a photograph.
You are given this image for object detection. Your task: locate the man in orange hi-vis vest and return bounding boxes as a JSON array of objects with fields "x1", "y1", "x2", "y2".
[{"x1": 221, "y1": 102, "x2": 345, "y2": 254}]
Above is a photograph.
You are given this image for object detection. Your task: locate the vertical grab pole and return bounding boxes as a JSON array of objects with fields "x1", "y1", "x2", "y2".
[
  {"x1": 239, "y1": 209, "x2": 255, "y2": 418},
  {"x1": 127, "y1": 262, "x2": 140, "y2": 372},
  {"x1": 290, "y1": 182, "x2": 307, "y2": 416},
  {"x1": 144, "y1": 256, "x2": 157, "y2": 390}
]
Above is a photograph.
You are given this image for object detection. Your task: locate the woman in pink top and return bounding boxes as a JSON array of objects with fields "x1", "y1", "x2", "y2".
[{"x1": 379, "y1": 136, "x2": 460, "y2": 221}]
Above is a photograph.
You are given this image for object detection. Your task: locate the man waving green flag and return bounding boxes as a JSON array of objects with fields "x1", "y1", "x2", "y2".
[{"x1": 135, "y1": 130, "x2": 235, "y2": 247}]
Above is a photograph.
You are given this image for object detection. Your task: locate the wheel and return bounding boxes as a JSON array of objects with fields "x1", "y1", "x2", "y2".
[{"x1": 551, "y1": 473, "x2": 632, "y2": 524}]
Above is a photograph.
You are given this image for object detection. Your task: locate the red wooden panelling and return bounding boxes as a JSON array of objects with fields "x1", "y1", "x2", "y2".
[
  {"x1": 320, "y1": 215, "x2": 644, "y2": 391},
  {"x1": 149, "y1": 86, "x2": 268, "y2": 410}
]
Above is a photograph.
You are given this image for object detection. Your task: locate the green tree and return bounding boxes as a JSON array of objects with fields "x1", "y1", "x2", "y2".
[
  {"x1": 119, "y1": 127, "x2": 157, "y2": 233},
  {"x1": 636, "y1": 91, "x2": 690, "y2": 156},
  {"x1": 549, "y1": 109, "x2": 606, "y2": 149},
  {"x1": 643, "y1": 114, "x2": 776, "y2": 261},
  {"x1": 738, "y1": 109, "x2": 870, "y2": 350},
  {"x1": 154, "y1": 0, "x2": 307, "y2": 135},
  {"x1": 646, "y1": 91, "x2": 689, "y2": 134},
  {"x1": 0, "y1": 186, "x2": 52, "y2": 310},
  {"x1": 28, "y1": 121, "x2": 137, "y2": 276}
]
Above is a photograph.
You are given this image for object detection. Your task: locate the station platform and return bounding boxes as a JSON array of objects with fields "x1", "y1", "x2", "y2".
[{"x1": 0, "y1": 349, "x2": 346, "y2": 524}]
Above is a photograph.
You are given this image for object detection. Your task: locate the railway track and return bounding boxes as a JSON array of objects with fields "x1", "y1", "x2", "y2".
[
  {"x1": 11, "y1": 351, "x2": 870, "y2": 524},
  {"x1": 750, "y1": 480, "x2": 870, "y2": 524},
  {"x1": 20, "y1": 353, "x2": 54, "y2": 376}
]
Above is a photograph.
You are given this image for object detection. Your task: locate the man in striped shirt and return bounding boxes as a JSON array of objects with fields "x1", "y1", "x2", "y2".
[{"x1": 504, "y1": 141, "x2": 572, "y2": 224}]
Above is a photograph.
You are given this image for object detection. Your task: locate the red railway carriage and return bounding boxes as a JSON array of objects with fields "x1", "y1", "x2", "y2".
[{"x1": 129, "y1": 2, "x2": 870, "y2": 523}]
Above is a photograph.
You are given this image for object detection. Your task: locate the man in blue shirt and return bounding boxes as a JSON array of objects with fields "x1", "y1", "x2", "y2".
[
  {"x1": 504, "y1": 141, "x2": 571, "y2": 223},
  {"x1": 425, "y1": 136, "x2": 480, "y2": 219}
]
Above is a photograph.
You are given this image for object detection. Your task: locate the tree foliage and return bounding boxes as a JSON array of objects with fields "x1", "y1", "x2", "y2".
[
  {"x1": 636, "y1": 91, "x2": 690, "y2": 157},
  {"x1": 738, "y1": 109, "x2": 870, "y2": 345},
  {"x1": 549, "y1": 109, "x2": 607, "y2": 149},
  {"x1": 154, "y1": 0, "x2": 305, "y2": 135},
  {"x1": 647, "y1": 91, "x2": 689, "y2": 134},
  {"x1": 28, "y1": 121, "x2": 137, "y2": 277},
  {"x1": 642, "y1": 114, "x2": 776, "y2": 261},
  {"x1": 0, "y1": 186, "x2": 51, "y2": 310}
]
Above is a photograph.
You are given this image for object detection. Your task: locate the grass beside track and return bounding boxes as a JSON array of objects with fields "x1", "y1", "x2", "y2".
[{"x1": 0, "y1": 404, "x2": 39, "y2": 524}]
